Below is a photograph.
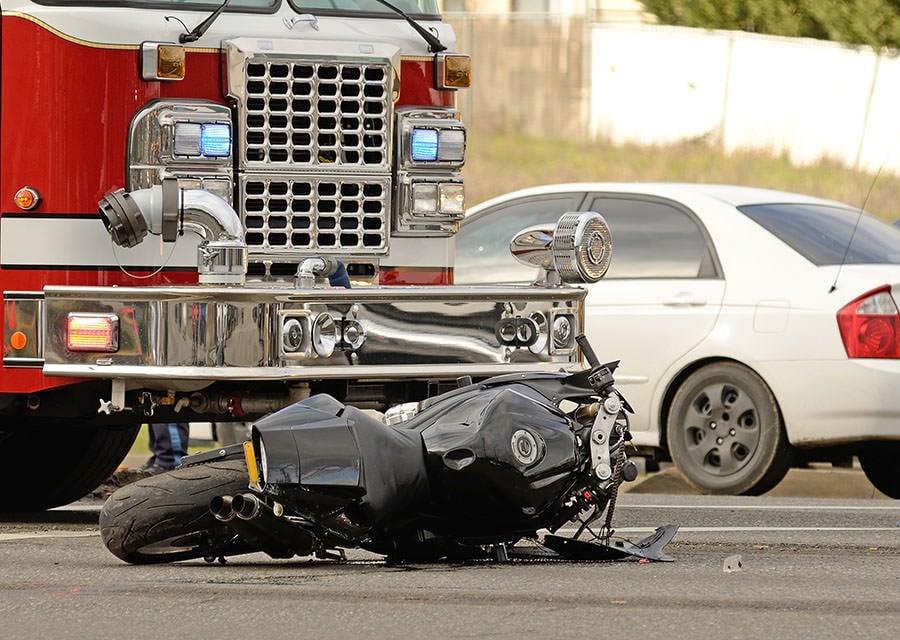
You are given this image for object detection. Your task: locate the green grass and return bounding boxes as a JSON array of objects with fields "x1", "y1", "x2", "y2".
[{"x1": 463, "y1": 132, "x2": 900, "y2": 222}]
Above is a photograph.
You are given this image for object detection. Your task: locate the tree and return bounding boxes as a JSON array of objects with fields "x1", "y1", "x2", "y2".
[{"x1": 639, "y1": 0, "x2": 900, "y2": 50}]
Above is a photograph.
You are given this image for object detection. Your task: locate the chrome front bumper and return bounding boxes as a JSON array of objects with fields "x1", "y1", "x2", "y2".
[{"x1": 5, "y1": 285, "x2": 585, "y2": 388}]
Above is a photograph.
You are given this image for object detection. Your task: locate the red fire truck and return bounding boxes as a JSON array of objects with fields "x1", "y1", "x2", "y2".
[{"x1": 0, "y1": 0, "x2": 609, "y2": 510}]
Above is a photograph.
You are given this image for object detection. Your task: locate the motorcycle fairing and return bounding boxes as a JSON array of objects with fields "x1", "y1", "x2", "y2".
[
  {"x1": 418, "y1": 383, "x2": 581, "y2": 533},
  {"x1": 253, "y1": 394, "x2": 429, "y2": 527}
]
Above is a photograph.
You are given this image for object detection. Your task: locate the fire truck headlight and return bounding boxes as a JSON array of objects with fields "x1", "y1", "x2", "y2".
[
  {"x1": 281, "y1": 317, "x2": 306, "y2": 354},
  {"x1": 174, "y1": 122, "x2": 232, "y2": 158},
  {"x1": 397, "y1": 108, "x2": 466, "y2": 169},
  {"x1": 129, "y1": 101, "x2": 233, "y2": 201},
  {"x1": 200, "y1": 123, "x2": 232, "y2": 157},
  {"x1": 410, "y1": 128, "x2": 465, "y2": 163},
  {"x1": 411, "y1": 182, "x2": 465, "y2": 215},
  {"x1": 174, "y1": 123, "x2": 202, "y2": 156},
  {"x1": 411, "y1": 129, "x2": 438, "y2": 161}
]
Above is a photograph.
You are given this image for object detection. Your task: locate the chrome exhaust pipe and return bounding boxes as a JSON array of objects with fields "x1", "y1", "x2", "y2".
[
  {"x1": 229, "y1": 493, "x2": 315, "y2": 557},
  {"x1": 209, "y1": 495, "x2": 236, "y2": 522},
  {"x1": 209, "y1": 493, "x2": 295, "y2": 559},
  {"x1": 231, "y1": 493, "x2": 262, "y2": 520}
]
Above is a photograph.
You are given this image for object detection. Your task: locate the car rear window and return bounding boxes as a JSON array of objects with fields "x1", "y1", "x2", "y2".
[{"x1": 738, "y1": 203, "x2": 900, "y2": 266}]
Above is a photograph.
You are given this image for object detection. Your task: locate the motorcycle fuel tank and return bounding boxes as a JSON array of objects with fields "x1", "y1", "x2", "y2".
[{"x1": 419, "y1": 383, "x2": 580, "y2": 530}]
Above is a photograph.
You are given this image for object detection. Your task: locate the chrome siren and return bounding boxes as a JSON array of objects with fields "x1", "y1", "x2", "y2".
[{"x1": 509, "y1": 212, "x2": 612, "y2": 285}]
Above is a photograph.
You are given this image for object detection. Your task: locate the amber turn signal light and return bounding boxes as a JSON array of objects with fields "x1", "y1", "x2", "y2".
[{"x1": 14, "y1": 186, "x2": 41, "y2": 211}]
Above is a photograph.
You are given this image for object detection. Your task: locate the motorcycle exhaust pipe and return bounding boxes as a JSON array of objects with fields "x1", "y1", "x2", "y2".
[
  {"x1": 231, "y1": 493, "x2": 262, "y2": 520},
  {"x1": 210, "y1": 495, "x2": 236, "y2": 522},
  {"x1": 209, "y1": 494, "x2": 297, "y2": 559},
  {"x1": 229, "y1": 493, "x2": 315, "y2": 557}
]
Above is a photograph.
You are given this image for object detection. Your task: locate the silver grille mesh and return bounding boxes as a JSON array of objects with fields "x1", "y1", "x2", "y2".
[
  {"x1": 236, "y1": 54, "x2": 394, "y2": 256},
  {"x1": 240, "y1": 175, "x2": 390, "y2": 253},
  {"x1": 242, "y1": 59, "x2": 391, "y2": 169}
]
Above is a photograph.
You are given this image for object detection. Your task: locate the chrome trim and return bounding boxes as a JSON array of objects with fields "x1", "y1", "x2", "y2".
[
  {"x1": 396, "y1": 107, "x2": 466, "y2": 170},
  {"x1": 42, "y1": 362, "x2": 579, "y2": 382},
  {"x1": 40, "y1": 285, "x2": 585, "y2": 380},
  {"x1": 239, "y1": 173, "x2": 390, "y2": 256},
  {"x1": 3, "y1": 292, "x2": 43, "y2": 363},
  {"x1": 224, "y1": 38, "x2": 402, "y2": 259},
  {"x1": 3, "y1": 357, "x2": 43, "y2": 368},
  {"x1": 127, "y1": 100, "x2": 233, "y2": 197},
  {"x1": 393, "y1": 107, "x2": 466, "y2": 236}
]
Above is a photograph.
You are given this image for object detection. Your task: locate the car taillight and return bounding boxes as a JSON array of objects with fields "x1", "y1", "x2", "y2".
[{"x1": 836, "y1": 286, "x2": 900, "y2": 358}]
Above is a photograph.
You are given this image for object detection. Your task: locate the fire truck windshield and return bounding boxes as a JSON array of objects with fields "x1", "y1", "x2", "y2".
[
  {"x1": 290, "y1": 0, "x2": 439, "y2": 16},
  {"x1": 34, "y1": 0, "x2": 440, "y2": 17}
]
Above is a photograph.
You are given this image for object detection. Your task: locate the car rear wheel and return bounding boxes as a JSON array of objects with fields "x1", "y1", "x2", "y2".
[
  {"x1": 858, "y1": 443, "x2": 900, "y2": 498},
  {"x1": 667, "y1": 362, "x2": 792, "y2": 495}
]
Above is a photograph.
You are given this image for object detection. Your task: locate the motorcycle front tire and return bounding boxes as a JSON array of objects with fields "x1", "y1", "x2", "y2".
[{"x1": 99, "y1": 458, "x2": 252, "y2": 564}]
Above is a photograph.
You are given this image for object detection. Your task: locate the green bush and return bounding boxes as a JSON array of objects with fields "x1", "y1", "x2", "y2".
[{"x1": 640, "y1": 0, "x2": 900, "y2": 50}]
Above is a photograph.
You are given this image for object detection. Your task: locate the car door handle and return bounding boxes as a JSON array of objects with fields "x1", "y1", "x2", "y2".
[{"x1": 663, "y1": 293, "x2": 707, "y2": 307}]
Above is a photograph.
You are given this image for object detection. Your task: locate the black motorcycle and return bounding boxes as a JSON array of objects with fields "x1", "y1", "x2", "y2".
[{"x1": 100, "y1": 335, "x2": 677, "y2": 564}]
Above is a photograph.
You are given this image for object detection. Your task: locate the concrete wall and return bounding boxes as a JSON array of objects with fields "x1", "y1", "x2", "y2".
[
  {"x1": 445, "y1": 14, "x2": 900, "y2": 175},
  {"x1": 589, "y1": 24, "x2": 900, "y2": 173}
]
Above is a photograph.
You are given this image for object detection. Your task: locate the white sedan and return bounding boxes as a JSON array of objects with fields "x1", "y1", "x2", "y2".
[{"x1": 455, "y1": 183, "x2": 900, "y2": 497}]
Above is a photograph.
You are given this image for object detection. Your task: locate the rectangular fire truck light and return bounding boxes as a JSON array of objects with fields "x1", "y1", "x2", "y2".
[
  {"x1": 439, "y1": 183, "x2": 466, "y2": 213},
  {"x1": 156, "y1": 45, "x2": 186, "y2": 80},
  {"x1": 411, "y1": 128, "x2": 439, "y2": 161},
  {"x1": 437, "y1": 54, "x2": 472, "y2": 89},
  {"x1": 141, "y1": 43, "x2": 186, "y2": 81},
  {"x1": 174, "y1": 122, "x2": 202, "y2": 156},
  {"x1": 438, "y1": 129, "x2": 465, "y2": 162},
  {"x1": 200, "y1": 123, "x2": 232, "y2": 157},
  {"x1": 412, "y1": 183, "x2": 439, "y2": 213},
  {"x1": 66, "y1": 314, "x2": 119, "y2": 353}
]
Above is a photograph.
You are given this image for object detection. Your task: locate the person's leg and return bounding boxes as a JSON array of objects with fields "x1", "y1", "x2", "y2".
[
  {"x1": 169, "y1": 423, "x2": 189, "y2": 467},
  {"x1": 147, "y1": 422, "x2": 177, "y2": 470},
  {"x1": 144, "y1": 423, "x2": 161, "y2": 468}
]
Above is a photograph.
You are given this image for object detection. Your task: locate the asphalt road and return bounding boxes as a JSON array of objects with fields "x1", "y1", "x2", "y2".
[{"x1": 1, "y1": 491, "x2": 897, "y2": 640}]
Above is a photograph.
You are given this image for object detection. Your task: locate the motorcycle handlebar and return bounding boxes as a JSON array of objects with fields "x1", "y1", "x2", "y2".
[{"x1": 576, "y1": 334, "x2": 600, "y2": 368}]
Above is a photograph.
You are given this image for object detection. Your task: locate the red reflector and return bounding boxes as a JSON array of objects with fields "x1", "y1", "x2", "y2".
[
  {"x1": 66, "y1": 314, "x2": 119, "y2": 352},
  {"x1": 836, "y1": 286, "x2": 900, "y2": 358}
]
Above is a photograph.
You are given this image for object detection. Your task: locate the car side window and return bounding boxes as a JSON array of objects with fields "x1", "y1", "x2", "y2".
[
  {"x1": 455, "y1": 195, "x2": 580, "y2": 284},
  {"x1": 587, "y1": 195, "x2": 717, "y2": 279}
]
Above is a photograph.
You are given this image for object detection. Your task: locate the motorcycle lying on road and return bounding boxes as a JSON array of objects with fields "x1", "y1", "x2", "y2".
[{"x1": 100, "y1": 335, "x2": 678, "y2": 565}]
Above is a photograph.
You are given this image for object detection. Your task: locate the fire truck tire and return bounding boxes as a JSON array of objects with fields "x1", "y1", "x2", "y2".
[
  {"x1": 99, "y1": 458, "x2": 251, "y2": 564},
  {"x1": 0, "y1": 422, "x2": 140, "y2": 511}
]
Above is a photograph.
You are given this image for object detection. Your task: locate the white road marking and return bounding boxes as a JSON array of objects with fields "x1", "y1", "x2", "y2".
[
  {"x1": 618, "y1": 503, "x2": 899, "y2": 511},
  {"x1": 555, "y1": 526, "x2": 899, "y2": 535},
  {"x1": 0, "y1": 531, "x2": 99, "y2": 541}
]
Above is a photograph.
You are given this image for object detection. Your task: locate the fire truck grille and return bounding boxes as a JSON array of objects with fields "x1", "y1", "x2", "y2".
[
  {"x1": 241, "y1": 58, "x2": 392, "y2": 170},
  {"x1": 240, "y1": 175, "x2": 390, "y2": 254}
]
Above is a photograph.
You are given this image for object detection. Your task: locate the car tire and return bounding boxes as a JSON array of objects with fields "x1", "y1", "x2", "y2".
[
  {"x1": 858, "y1": 443, "x2": 900, "y2": 499},
  {"x1": 667, "y1": 362, "x2": 792, "y2": 495}
]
